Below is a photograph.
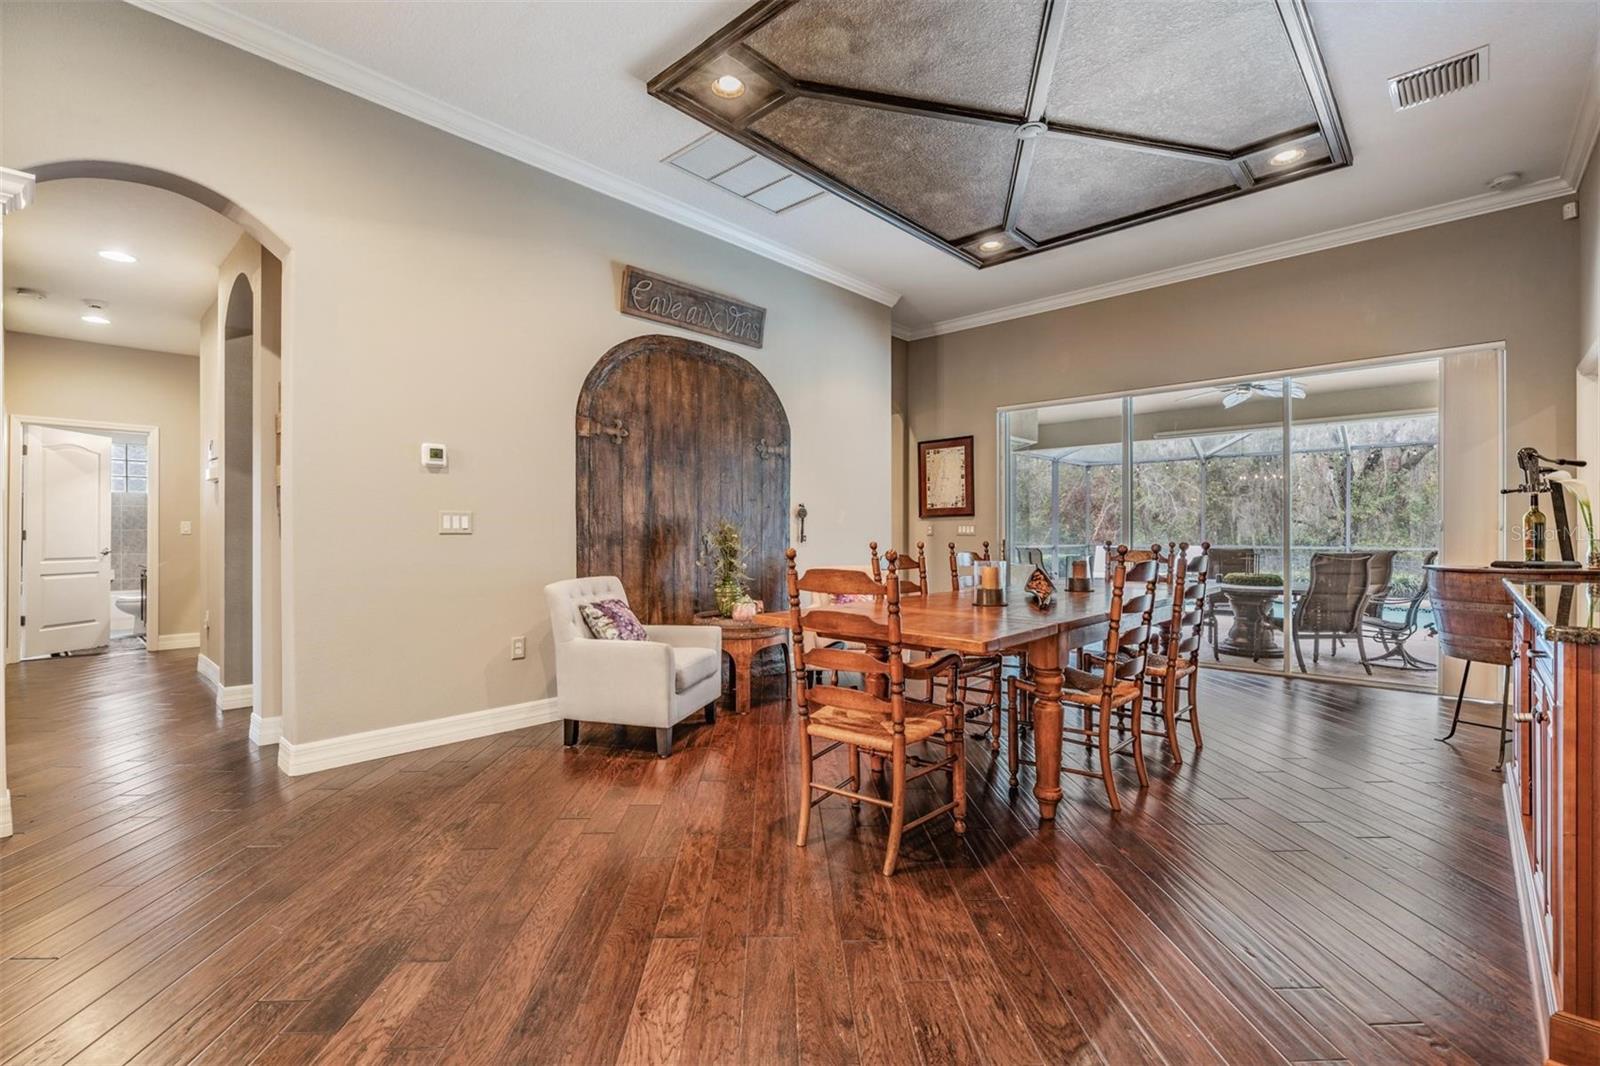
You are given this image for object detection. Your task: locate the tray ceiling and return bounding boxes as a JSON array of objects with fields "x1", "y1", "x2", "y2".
[{"x1": 650, "y1": 0, "x2": 1351, "y2": 267}]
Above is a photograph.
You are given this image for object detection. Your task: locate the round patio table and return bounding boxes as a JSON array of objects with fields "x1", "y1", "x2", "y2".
[{"x1": 1216, "y1": 584, "x2": 1285, "y2": 660}]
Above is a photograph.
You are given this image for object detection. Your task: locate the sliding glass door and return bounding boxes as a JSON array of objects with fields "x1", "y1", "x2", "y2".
[{"x1": 1002, "y1": 359, "x2": 1442, "y2": 690}]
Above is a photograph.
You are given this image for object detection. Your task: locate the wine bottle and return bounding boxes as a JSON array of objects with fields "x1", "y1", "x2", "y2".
[{"x1": 1524, "y1": 494, "x2": 1547, "y2": 562}]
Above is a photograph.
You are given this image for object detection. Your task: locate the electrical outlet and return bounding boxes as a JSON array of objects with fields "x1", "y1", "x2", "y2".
[
  {"x1": 180, "y1": 520, "x2": 193, "y2": 535},
  {"x1": 511, "y1": 636, "x2": 527, "y2": 660}
]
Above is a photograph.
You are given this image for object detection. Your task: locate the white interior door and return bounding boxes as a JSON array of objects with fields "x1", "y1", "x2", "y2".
[{"x1": 22, "y1": 425, "x2": 111, "y2": 656}]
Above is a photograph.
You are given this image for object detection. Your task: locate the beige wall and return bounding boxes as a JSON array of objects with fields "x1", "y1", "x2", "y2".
[
  {"x1": 905, "y1": 200, "x2": 1580, "y2": 558},
  {"x1": 4, "y1": 331, "x2": 202, "y2": 638},
  {"x1": 0, "y1": 1, "x2": 893, "y2": 746},
  {"x1": 1577, "y1": 135, "x2": 1600, "y2": 501}
]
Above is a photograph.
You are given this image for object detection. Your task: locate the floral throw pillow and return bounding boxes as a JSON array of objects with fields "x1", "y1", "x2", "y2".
[{"x1": 579, "y1": 598, "x2": 647, "y2": 641}]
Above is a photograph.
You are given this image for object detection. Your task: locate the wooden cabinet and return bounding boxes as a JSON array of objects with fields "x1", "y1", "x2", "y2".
[{"x1": 1507, "y1": 582, "x2": 1600, "y2": 1065}]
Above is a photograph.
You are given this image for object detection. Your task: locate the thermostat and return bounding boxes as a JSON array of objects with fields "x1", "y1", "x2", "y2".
[{"x1": 421, "y1": 442, "x2": 448, "y2": 470}]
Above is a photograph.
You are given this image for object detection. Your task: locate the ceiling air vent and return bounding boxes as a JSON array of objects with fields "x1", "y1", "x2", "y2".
[
  {"x1": 664, "y1": 132, "x2": 823, "y2": 214},
  {"x1": 1388, "y1": 46, "x2": 1488, "y2": 111}
]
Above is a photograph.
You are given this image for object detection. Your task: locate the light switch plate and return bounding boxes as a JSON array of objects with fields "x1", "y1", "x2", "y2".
[
  {"x1": 180, "y1": 520, "x2": 193, "y2": 535},
  {"x1": 439, "y1": 510, "x2": 474, "y2": 534}
]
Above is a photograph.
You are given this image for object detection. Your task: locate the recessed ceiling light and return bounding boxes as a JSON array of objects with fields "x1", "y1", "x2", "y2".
[
  {"x1": 711, "y1": 74, "x2": 746, "y2": 99},
  {"x1": 1268, "y1": 147, "x2": 1306, "y2": 167},
  {"x1": 978, "y1": 239, "x2": 1005, "y2": 252},
  {"x1": 97, "y1": 249, "x2": 137, "y2": 264},
  {"x1": 81, "y1": 301, "x2": 110, "y2": 325}
]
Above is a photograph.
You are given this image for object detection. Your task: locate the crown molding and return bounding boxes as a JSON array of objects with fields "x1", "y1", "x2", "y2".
[
  {"x1": 0, "y1": 168, "x2": 36, "y2": 215},
  {"x1": 896, "y1": 176, "x2": 1575, "y2": 342},
  {"x1": 1562, "y1": 36, "x2": 1600, "y2": 189},
  {"x1": 125, "y1": 0, "x2": 901, "y2": 308}
]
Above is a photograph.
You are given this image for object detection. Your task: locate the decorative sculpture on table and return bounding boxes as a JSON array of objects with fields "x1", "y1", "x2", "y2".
[{"x1": 1025, "y1": 566, "x2": 1056, "y2": 608}]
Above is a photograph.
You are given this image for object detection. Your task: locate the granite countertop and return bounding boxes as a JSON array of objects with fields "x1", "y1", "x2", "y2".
[{"x1": 1506, "y1": 580, "x2": 1600, "y2": 644}]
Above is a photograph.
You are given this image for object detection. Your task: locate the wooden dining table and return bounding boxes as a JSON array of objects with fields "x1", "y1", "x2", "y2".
[{"x1": 755, "y1": 582, "x2": 1117, "y2": 824}]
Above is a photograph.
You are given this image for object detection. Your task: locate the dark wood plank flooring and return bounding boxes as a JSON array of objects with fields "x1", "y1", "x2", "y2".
[{"x1": 0, "y1": 647, "x2": 1543, "y2": 1064}]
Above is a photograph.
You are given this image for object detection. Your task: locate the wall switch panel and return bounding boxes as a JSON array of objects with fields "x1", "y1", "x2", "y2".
[
  {"x1": 439, "y1": 511, "x2": 474, "y2": 534},
  {"x1": 958, "y1": 524, "x2": 975, "y2": 535},
  {"x1": 180, "y1": 520, "x2": 193, "y2": 535}
]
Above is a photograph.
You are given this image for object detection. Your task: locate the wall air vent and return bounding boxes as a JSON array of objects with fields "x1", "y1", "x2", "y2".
[{"x1": 1388, "y1": 46, "x2": 1488, "y2": 111}]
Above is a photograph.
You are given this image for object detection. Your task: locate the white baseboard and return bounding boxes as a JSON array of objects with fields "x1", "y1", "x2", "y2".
[
  {"x1": 250, "y1": 712, "x2": 281, "y2": 746},
  {"x1": 0, "y1": 789, "x2": 11, "y2": 838},
  {"x1": 156, "y1": 632, "x2": 200, "y2": 651},
  {"x1": 277, "y1": 697, "x2": 560, "y2": 777},
  {"x1": 196, "y1": 655, "x2": 251, "y2": 710}
]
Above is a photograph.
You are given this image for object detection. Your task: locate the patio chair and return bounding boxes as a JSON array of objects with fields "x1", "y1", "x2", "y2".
[
  {"x1": 1204, "y1": 547, "x2": 1257, "y2": 659},
  {"x1": 1291, "y1": 552, "x2": 1374, "y2": 675},
  {"x1": 1362, "y1": 550, "x2": 1437, "y2": 670}
]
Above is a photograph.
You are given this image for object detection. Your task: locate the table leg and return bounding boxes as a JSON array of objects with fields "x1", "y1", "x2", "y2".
[
  {"x1": 1028, "y1": 635, "x2": 1064, "y2": 823},
  {"x1": 732, "y1": 648, "x2": 753, "y2": 715}
]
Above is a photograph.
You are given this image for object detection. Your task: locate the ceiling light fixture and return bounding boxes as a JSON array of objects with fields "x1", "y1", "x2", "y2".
[
  {"x1": 1487, "y1": 171, "x2": 1523, "y2": 192},
  {"x1": 1269, "y1": 147, "x2": 1306, "y2": 167},
  {"x1": 710, "y1": 74, "x2": 746, "y2": 99},
  {"x1": 978, "y1": 239, "x2": 1005, "y2": 252},
  {"x1": 97, "y1": 249, "x2": 137, "y2": 264},
  {"x1": 81, "y1": 301, "x2": 110, "y2": 325}
]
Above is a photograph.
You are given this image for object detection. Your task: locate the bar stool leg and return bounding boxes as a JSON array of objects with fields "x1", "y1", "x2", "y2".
[
  {"x1": 1437, "y1": 660, "x2": 1471, "y2": 742},
  {"x1": 1494, "y1": 665, "x2": 1511, "y2": 772}
]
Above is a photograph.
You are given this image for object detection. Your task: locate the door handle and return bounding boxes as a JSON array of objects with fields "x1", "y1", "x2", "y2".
[{"x1": 100, "y1": 549, "x2": 111, "y2": 556}]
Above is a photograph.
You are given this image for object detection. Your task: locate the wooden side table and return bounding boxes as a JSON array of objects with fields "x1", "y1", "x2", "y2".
[{"x1": 693, "y1": 614, "x2": 791, "y2": 714}]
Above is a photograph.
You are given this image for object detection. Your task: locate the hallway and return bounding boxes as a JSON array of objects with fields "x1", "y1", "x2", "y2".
[{"x1": 0, "y1": 651, "x2": 1542, "y2": 1064}]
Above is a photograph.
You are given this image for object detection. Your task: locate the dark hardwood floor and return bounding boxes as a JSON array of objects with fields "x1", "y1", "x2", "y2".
[{"x1": 0, "y1": 647, "x2": 1542, "y2": 1064}]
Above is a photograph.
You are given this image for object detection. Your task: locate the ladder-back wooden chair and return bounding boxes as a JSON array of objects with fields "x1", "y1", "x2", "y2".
[
  {"x1": 787, "y1": 550, "x2": 966, "y2": 876},
  {"x1": 946, "y1": 542, "x2": 1004, "y2": 749},
  {"x1": 946, "y1": 541, "x2": 991, "y2": 588},
  {"x1": 1141, "y1": 542, "x2": 1210, "y2": 764},
  {"x1": 870, "y1": 539, "x2": 929, "y2": 598},
  {"x1": 1008, "y1": 546, "x2": 1161, "y2": 811}
]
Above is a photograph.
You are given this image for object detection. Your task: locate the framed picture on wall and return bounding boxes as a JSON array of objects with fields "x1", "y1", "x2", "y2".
[{"x1": 918, "y1": 436, "x2": 975, "y2": 517}]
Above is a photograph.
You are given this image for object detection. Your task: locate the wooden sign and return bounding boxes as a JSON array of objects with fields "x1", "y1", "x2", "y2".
[{"x1": 620, "y1": 265, "x2": 765, "y2": 349}]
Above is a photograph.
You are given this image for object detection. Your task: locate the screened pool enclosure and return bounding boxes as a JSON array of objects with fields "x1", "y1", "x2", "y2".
[{"x1": 1002, "y1": 362, "x2": 1442, "y2": 688}]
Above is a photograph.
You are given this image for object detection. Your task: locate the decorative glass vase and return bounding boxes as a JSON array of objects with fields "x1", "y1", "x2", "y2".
[
  {"x1": 1588, "y1": 541, "x2": 1600, "y2": 570},
  {"x1": 715, "y1": 582, "x2": 746, "y2": 617}
]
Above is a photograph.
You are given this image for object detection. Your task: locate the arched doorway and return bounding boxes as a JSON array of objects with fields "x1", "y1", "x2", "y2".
[
  {"x1": 7, "y1": 161, "x2": 288, "y2": 764},
  {"x1": 576, "y1": 334, "x2": 790, "y2": 624},
  {"x1": 222, "y1": 274, "x2": 254, "y2": 694}
]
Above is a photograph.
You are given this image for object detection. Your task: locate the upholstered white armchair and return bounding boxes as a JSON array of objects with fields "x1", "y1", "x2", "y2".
[{"x1": 544, "y1": 576, "x2": 722, "y2": 757}]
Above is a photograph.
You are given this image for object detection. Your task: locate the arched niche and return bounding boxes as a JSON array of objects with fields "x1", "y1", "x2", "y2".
[{"x1": 576, "y1": 334, "x2": 790, "y2": 624}]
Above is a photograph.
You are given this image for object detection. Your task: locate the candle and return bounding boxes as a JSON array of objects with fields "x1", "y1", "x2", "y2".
[
  {"x1": 980, "y1": 564, "x2": 1001, "y2": 590},
  {"x1": 1071, "y1": 558, "x2": 1087, "y2": 580}
]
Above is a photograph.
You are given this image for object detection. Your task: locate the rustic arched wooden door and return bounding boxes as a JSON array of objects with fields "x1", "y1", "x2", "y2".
[{"x1": 576, "y1": 334, "x2": 790, "y2": 624}]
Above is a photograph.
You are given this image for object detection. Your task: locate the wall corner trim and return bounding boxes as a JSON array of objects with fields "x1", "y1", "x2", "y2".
[
  {"x1": 276, "y1": 697, "x2": 561, "y2": 776},
  {"x1": 123, "y1": 0, "x2": 900, "y2": 308},
  {"x1": 0, "y1": 790, "x2": 11, "y2": 838},
  {"x1": 249, "y1": 712, "x2": 282, "y2": 746},
  {"x1": 159, "y1": 633, "x2": 202, "y2": 651},
  {"x1": 217, "y1": 684, "x2": 253, "y2": 711}
]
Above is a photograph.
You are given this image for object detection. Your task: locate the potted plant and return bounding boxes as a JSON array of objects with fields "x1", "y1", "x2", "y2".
[
  {"x1": 700, "y1": 519, "x2": 753, "y2": 618},
  {"x1": 1222, "y1": 571, "x2": 1283, "y2": 587}
]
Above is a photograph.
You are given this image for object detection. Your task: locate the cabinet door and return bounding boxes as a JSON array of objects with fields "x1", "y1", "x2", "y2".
[{"x1": 1530, "y1": 658, "x2": 1556, "y2": 922}]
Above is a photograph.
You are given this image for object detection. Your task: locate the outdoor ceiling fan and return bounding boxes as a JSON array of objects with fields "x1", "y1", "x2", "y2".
[{"x1": 1212, "y1": 380, "x2": 1306, "y2": 408}]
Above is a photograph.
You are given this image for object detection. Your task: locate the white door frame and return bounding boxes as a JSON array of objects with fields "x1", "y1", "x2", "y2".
[{"x1": 7, "y1": 415, "x2": 161, "y2": 663}]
